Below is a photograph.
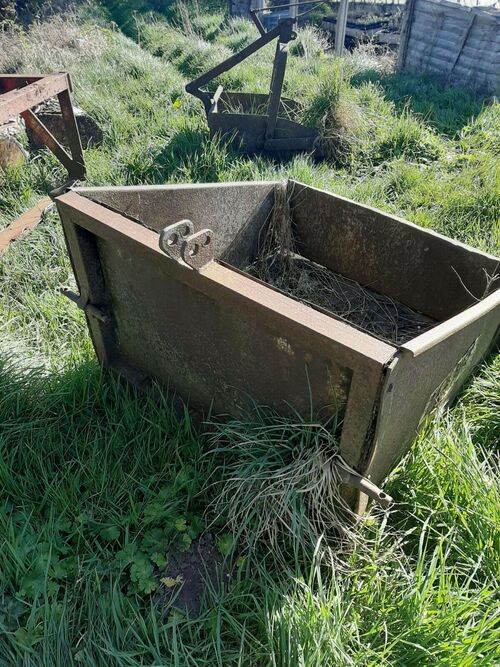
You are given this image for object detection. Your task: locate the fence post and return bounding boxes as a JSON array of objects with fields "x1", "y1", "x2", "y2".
[
  {"x1": 335, "y1": 0, "x2": 350, "y2": 55},
  {"x1": 397, "y1": 0, "x2": 417, "y2": 70}
]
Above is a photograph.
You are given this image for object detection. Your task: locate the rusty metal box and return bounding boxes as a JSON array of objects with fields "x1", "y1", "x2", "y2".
[{"x1": 56, "y1": 181, "x2": 500, "y2": 511}]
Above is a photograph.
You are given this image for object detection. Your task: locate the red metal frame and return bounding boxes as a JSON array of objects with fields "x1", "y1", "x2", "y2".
[{"x1": 0, "y1": 73, "x2": 85, "y2": 180}]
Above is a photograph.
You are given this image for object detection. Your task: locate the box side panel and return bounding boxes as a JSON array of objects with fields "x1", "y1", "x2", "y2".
[
  {"x1": 365, "y1": 297, "x2": 500, "y2": 486},
  {"x1": 289, "y1": 181, "x2": 500, "y2": 321},
  {"x1": 75, "y1": 182, "x2": 276, "y2": 264},
  {"x1": 60, "y1": 217, "x2": 118, "y2": 368}
]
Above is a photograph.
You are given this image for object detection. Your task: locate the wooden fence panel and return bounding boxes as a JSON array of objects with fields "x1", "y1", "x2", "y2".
[{"x1": 398, "y1": 0, "x2": 499, "y2": 92}]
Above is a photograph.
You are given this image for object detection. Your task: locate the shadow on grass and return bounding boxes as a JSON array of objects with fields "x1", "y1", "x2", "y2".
[
  {"x1": 351, "y1": 69, "x2": 488, "y2": 136},
  {"x1": 0, "y1": 352, "x2": 296, "y2": 664}
]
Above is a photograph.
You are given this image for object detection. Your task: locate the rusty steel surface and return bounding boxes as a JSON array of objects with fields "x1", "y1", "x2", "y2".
[
  {"x1": 0, "y1": 74, "x2": 85, "y2": 180},
  {"x1": 159, "y1": 219, "x2": 195, "y2": 260},
  {"x1": 0, "y1": 74, "x2": 69, "y2": 122},
  {"x1": 182, "y1": 229, "x2": 215, "y2": 270},
  {"x1": 367, "y1": 295, "x2": 500, "y2": 486},
  {"x1": 207, "y1": 94, "x2": 319, "y2": 155},
  {"x1": 158, "y1": 220, "x2": 214, "y2": 270},
  {"x1": 74, "y1": 181, "x2": 278, "y2": 264},
  {"x1": 0, "y1": 196, "x2": 52, "y2": 255},
  {"x1": 55, "y1": 181, "x2": 500, "y2": 511},
  {"x1": 186, "y1": 18, "x2": 320, "y2": 155},
  {"x1": 289, "y1": 182, "x2": 500, "y2": 320},
  {"x1": 55, "y1": 189, "x2": 394, "y2": 487}
]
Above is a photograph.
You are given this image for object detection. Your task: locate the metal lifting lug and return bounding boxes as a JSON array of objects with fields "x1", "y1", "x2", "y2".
[
  {"x1": 334, "y1": 457, "x2": 393, "y2": 508},
  {"x1": 159, "y1": 219, "x2": 194, "y2": 260},
  {"x1": 159, "y1": 220, "x2": 214, "y2": 271},
  {"x1": 59, "y1": 287, "x2": 109, "y2": 324},
  {"x1": 182, "y1": 228, "x2": 214, "y2": 270}
]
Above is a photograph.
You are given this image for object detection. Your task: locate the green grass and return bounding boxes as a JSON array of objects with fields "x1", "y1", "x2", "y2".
[{"x1": 0, "y1": 8, "x2": 499, "y2": 666}]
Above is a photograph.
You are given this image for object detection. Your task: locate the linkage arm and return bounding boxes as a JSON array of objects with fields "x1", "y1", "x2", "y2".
[{"x1": 185, "y1": 20, "x2": 295, "y2": 112}]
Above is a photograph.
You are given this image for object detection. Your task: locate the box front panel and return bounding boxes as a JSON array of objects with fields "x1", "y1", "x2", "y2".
[
  {"x1": 97, "y1": 232, "x2": 353, "y2": 419},
  {"x1": 56, "y1": 190, "x2": 396, "y2": 488}
]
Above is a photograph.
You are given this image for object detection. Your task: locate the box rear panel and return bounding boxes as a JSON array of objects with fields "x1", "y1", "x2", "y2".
[{"x1": 288, "y1": 181, "x2": 500, "y2": 322}]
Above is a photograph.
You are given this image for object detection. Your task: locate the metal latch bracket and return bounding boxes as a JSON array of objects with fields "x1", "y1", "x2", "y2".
[
  {"x1": 334, "y1": 456, "x2": 393, "y2": 508},
  {"x1": 60, "y1": 287, "x2": 109, "y2": 323}
]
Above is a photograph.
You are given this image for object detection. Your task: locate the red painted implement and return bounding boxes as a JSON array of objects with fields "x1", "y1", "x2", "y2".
[
  {"x1": 0, "y1": 73, "x2": 85, "y2": 254},
  {"x1": 0, "y1": 73, "x2": 85, "y2": 180}
]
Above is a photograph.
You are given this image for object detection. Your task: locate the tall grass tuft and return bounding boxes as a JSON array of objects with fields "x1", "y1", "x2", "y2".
[
  {"x1": 289, "y1": 25, "x2": 329, "y2": 59},
  {"x1": 202, "y1": 406, "x2": 365, "y2": 567},
  {"x1": 301, "y1": 63, "x2": 364, "y2": 164}
]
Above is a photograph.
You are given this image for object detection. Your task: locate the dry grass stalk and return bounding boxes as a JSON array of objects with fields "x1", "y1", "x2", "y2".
[
  {"x1": 0, "y1": 14, "x2": 105, "y2": 72},
  {"x1": 248, "y1": 184, "x2": 436, "y2": 345},
  {"x1": 202, "y1": 409, "x2": 360, "y2": 564}
]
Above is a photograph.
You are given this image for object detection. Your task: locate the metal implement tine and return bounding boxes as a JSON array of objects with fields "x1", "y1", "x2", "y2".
[
  {"x1": 58, "y1": 88, "x2": 86, "y2": 180},
  {"x1": 209, "y1": 85, "x2": 224, "y2": 113}
]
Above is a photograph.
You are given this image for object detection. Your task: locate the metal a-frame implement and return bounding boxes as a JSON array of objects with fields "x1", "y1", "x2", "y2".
[
  {"x1": 0, "y1": 74, "x2": 85, "y2": 181},
  {"x1": 0, "y1": 73, "x2": 85, "y2": 255},
  {"x1": 186, "y1": 6, "x2": 321, "y2": 155}
]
